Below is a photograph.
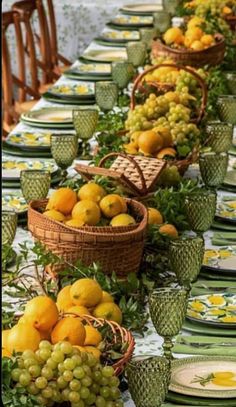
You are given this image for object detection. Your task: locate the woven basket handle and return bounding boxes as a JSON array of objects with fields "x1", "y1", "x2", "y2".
[
  {"x1": 130, "y1": 63, "x2": 208, "y2": 124},
  {"x1": 98, "y1": 152, "x2": 148, "y2": 194}
]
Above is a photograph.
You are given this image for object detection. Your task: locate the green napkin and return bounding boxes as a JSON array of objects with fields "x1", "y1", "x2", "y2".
[
  {"x1": 191, "y1": 279, "x2": 236, "y2": 296},
  {"x1": 173, "y1": 335, "x2": 236, "y2": 356},
  {"x1": 211, "y1": 231, "x2": 236, "y2": 246}
]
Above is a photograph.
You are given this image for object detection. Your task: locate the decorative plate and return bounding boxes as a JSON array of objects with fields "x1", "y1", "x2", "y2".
[
  {"x1": 202, "y1": 247, "x2": 236, "y2": 274},
  {"x1": 45, "y1": 83, "x2": 94, "y2": 98},
  {"x1": 2, "y1": 192, "x2": 28, "y2": 214},
  {"x1": 2, "y1": 141, "x2": 52, "y2": 158},
  {"x1": 100, "y1": 29, "x2": 139, "y2": 42},
  {"x1": 82, "y1": 49, "x2": 127, "y2": 63},
  {"x1": 212, "y1": 220, "x2": 236, "y2": 231},
  {"x1": 6, "y1": 132, "x2": 51, "y2": 150},
  {"x1": 110, "y1": 14, "x2": 153, "y2": 27},
  {"x1": 216, "y1": 197, "x2": 236, "y2": 224},
  {"x1": 200, "y1": 269, "x2": 236, "y2": 282},
  {"x1": 2, "y1": 159, "x2": 57, "y2": 180},
  {"x1": 64, "y1": 63, "x2": 111, "y2": 78},
  {"x1": 224, "y1": 171, "x2": 236, "y2": 188},
  {"x1": 21, "y1": 108, "x2": 74, "y2": 129},
  {"x1": 169, "y1": 356, "x2": 236, "y2": 398},
  {"x1": 187, "y1": 293, "x2": 236, "y2": 327},
  {"x1": 42, "y1": 93, "x2": 95, "y2": 105},
  {"x1": 120, "y1": 4, "x2": 162, "y2": 15},
  {"x1": 167, "y1": 390, "x2": 236, "y2": 406},
  {"x1": 183, "y1": 319, "x2": 236, "y2": 337}
]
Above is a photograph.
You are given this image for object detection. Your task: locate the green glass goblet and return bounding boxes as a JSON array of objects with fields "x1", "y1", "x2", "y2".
[
  {"x1": 140, "y1": 28, "x2": 156, "y2": 51},
  {"x1": 2, "y1": 211, "x2": 18, "y2": 246},
  {"x1": 153, "y1": 11, "x2": 171, "y2": 34},
  {"x1": 73, "y1": 109, "x2": 98, "y2": 159},
  {"x1": 126, "y1": 41, "x2": 147, "y2": 68},
  {"x1": 163, "y1": 0, "x2": 180, "y2": 16},
  {"x1": 111, "y1": 61, "x2": 135, "y2": 92},
  {"x1": 217, "y1": 95, "x2": 236, "y2": 125},
  {"x1": 149, "y1": 287, "x2": 188, "y2": 361},
  {"x1": 20, "y1": 170, "x2": 51, "y2": 203},
  {"x1": 199, "y1": 152, "x2": 229, "y2": 189},
  {"x1": 126, "y1": 355, "x2": 170, "y2": 407},
  {"x1": 51, "y1": 134, "x2": 78, "y2": 177},
  {"x1": 95, "y1": 81, "x2": 118, "y2": 112},
  {"x1": 169, "y1": 236, "x2": 205, "y2": 292},
  {"x1": 224, "y1": 72, "x2": 236, "y2": 95},
  {"x1": 205, "y1": 121, "x2": 233, "y2": 153},
  {"x1": 184, "y1": 190, "x2": 217, "y2": 236}
]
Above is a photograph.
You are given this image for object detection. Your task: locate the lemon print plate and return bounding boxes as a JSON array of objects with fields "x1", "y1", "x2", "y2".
[
  {"x1": 64, "y1": 63, "x2": 112, "y2": 80},
  {"x1": 21, "y1": 108, "x2": 74, "y2": 129},
  {"x1": 2, "y1": 192, "x2": 28, "y2": 214},
  {"x1": 110, "y1": 14, "x2": 153, "y2": 27},
  {"x1": 6, "y1": 132, "x2": 51, "y2": 151},
  {"x1": 202, "y1": 247, "x2": 236, "y2": 275},
  {"x1": 99, "y1": 29, "x2": 140, "y2": 43},
  {"x1": 187, "y1": 294, "x2": 236, "y2": 328},
  {"x1": 216, "y1": 197, "x2": 236, "y2": 224},
  {"x1": 43, "y1": 83, "x2": 95, "y2": 104},
  {"x1": 169, "y1": 356, "x2": 236, "y2": 398},
  {"x1": 119, "y1": 3, "x2": 162, "y2": 15},
  {"x1": 2, "y1": 159, "x2": 57, "y2": 180}
]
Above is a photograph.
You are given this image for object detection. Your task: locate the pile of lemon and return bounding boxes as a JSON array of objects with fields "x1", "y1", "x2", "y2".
[
  {"x1": 2, "y1": 278, "x2": 122, "y2": 359},
  {"x1": 43, "y1": 183, "x2": 137, "y2": 227},
  {"x1": 163, "y1": 16, "x2": 216, "y2": 51}
]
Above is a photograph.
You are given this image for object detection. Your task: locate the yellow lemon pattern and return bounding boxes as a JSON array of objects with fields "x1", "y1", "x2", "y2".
[{"x1": 187, "y1": 294, "x2": 236, "y2": 325}]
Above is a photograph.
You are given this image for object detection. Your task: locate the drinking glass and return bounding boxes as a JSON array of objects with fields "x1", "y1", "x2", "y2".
[
  {"x1": 163, "y1": 0, "x2": 180, "y2": 16},
  {"x1": 73, "y1": 109, "x2": 98, "y2": 159},
  {"x1": 199, "y1": 152, "x2": 229, "y2": 189},
  {"x1": 126, "y1": 355, "x2": 170, "y2": 407},
  {"x1": 169, "y1": 236, "x2": 205, "y2": 291},
  {"x1": 20, "y1": 170, "x2": 51, "y2": 202},
  {"x1": 153, "y1": 11, "x2": 171, "y2": 33},
  {"x1": 2, "y1": 211, "x2": 18, "y2": 245},
  {"x1": 51, "y1": 134, "x2": 78, "y2": 175},
  {"x1": 224, "y1": 72, "x2": 236, "y2": 95},
  {"x1": 126, "y1": 41, "x2": 147, "y2": 68},
  {"x1": 205, "y1": 121, "x2": 233, "y2": 153},
  {"x1": 184, "y1": 190, "x2": 217, "y2": 235},
  {"x1": 111, "y1": 61, "x2": 134, "y2": 92},
  {"x1": 140, "y1": 28, "x2": 156, "y2": 50},
  {"x1": 217, "y1": 95, "x2": 236, "y2": 125},
  {"x1": 149, "y1": 287, "x2": 188, "y2": 360},
  {"x1": 95, "y1": 81, "x2": 118, "y2": 112}
]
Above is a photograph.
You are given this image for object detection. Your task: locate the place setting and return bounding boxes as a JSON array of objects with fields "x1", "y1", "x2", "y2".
[
  {"x1": 94, "y1": 28, "x2": 140, "y2": 47},
  {"x1": 64, "y1": 61, "x2": 112, "y2": 81},
  {"x1": 42, "y1": 82, "x2": 95, "y2": 105}
]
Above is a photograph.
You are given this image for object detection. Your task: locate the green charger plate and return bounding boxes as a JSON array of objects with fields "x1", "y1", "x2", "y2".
[
  {"x1": 212, "y1": 220, "x2": 236, "y2": 231},
  {"x1": 200, "y1": 270, "x2": 236, "y2": 281},
  {"x1": 63, "y1": 72, "x2": 112, "y2": 81},
  {"x1": 182, "y1": 319, "x2": 236, "y2": 336},
  {"x1": 223, "y1": 171, "x2": 236, "y2": 188},
  {"x1": 94, "y1": 38, "x2": 130, "y2": 48},
  {"x1": 2, "y1": 142, "x2": 52, "y2": 158},
  {"x1": 107, "y1": 22, "x2": 152, "y2": 31},
  {"x1": 167, "y1": 391, "x2": 236, "y2": 406},
  {"x1": 43, "y1": 93, "x2": 95, "y2": 105},
  {"x1": 119, "y1": 3, "x2": 162, "y2": 15}
]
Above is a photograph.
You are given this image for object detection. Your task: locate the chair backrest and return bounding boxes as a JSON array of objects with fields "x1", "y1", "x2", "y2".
[{"x1": 47, "y1": 0, "x2": 58, "y2": 66}]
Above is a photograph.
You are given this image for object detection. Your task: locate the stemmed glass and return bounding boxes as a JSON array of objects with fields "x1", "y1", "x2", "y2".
[
  {"x1": 153, "y1": 11, "x2": 171, "y2": 34},
  {"x1": 217, "y1": 95, "x2": 236, "y2": 125},
  {"x1": 205, "y1": 121, "x2": 233, "y2": 153},
  {"x1": 2, "y1": 211, "x2": 18, "y2": 245},
  {"x1": 51, "y1": 134, "x2": 78, "y2": 178},
  {"x1": 139, "y1": 28, "x2": 156, "y2": 51},
  {"x1": 149, "y1": 287, "x2": 189, "y2": 360},
  {"x1": 126, "y1": 41, "x2": 147, "y2": 69},
  {"x1": 184, "y1": 189, "x2": 217, "y2": 236},
  {"x1": 20, "y1": 170, "x2": 51, "y2": 202},
  {"x1": 126, "y1": 355, "x2": 170, "y2": 407},
  {"x1": 73, "y1": 109, "x2": 98, "y2": 159},
  {"x1": 111, "y1": 61, "x2": 134, "y2": 92},
  {"x1": 199, "y1": 152, "x2": 229, "y2": 189},
  {"x1": 95, "y1": 81, "x2": 118, "y2": 112},
  {"x1": 169, "y1": 236, "x2": 205, "y2": 292}
]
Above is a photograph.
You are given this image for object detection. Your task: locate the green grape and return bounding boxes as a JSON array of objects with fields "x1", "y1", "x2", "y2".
[
  {"x1": 73, "y1": 366, "x2": 85, "y2": 379},
  {"x1": 81, "y1": 376, "x2": 92, "y2": 387},
  {"x1": 63, "y1": 370, "x2": 74, "y2": 382},
  {"x1": 23, "y1": 358, "x2": 37, "y2": 369},
  {"x1": 86, "y1": 392, "x2": 97, "y2": 405},
  {"x1": 46, "y1": 358, "x2": 58, "y2": 370},
  {"x1": 22, "y1": 350, "x2": 36, "y2": 360},
  {"x1": 110, "y1": 387, "x2": 121, "y2": 400},
  {"x1": 36, "y1": 395, "x2": 48, "y2": 405},
  {"x1": 109, "y1": 376, "x2": 119, "y2": 387},
  {"x1": 100, "y1": 386, "x2": 110, "y2": 399},
  {"x1": 57, "y1": 376, "x2": 68, "y2": 389},
  {"x1": 64, "y1": 357, "x2": 77, "y2": 370},
  {"x1": 105, "y1": 402, "x2": 115, "y2": 407},
  {"x1": 16, "y1": 358, "x2": 25, "y2": 369},
  {"x1": 41, "y1": 386, "x2": 53, "y2": 399},
  {"x1": 39, "y1": 348, "x2": 52, "y2": 361},
  {"x1": 80, "y1": 386, "x2": 90, "y2": 399},
  {"x1": 58, "y1": 362, "x2": 66, "y2": 373},
  {"x1": 39, "y1": 340, "x2": 52, "y2": 350},
  {"x1": 48, "y1": 381, "x2": 57, "y2": 389},
  {"x1": 69, "y1": 379, "x2": 81, "y2": 391},
  {"x1": 100, "y1": 377, "x2": 109, "y2": 386},
  {"x1": 11, "y1": 368, "x2": 22, "y2": 381},
  {"x1": 96, "y1": 395, "x2": 106, "y2": 407},
  {"x1": 19, "y1": 372, "x2": 31, "y2": 387},
  {"x1": 35, "y1": 350, "x2": 44, "y2": 364},
  {"x1": 41, "y1": 366, "x2": 54, "y2": 380},
  {"x1": 51, "y1": 350, "x2": 64, "y2": 363},
  {"x1": 35, "y1": 376, "x2": 48, "y2": 389},
  {"x1": 83, "y1": 365, "x2": 92, "y2": 376},
  {"x1": 114, "y1": 401, "x2": 124, "y2": 407},
  {"x1": 60, "y1": 341, "x2": 73, "y2": 355},
  {"x1": 93, "y1": 370, "x2": 102, "y2": 382},
  {"x1": 72, "y1": 354, "x2": 82, "y2": 365},
  {"x1": 28, "y1": 364, "x2": 41, "y2": 378},
  {"x1": 27, "y1": 382, "x2": 40, "y2": 395},
  {"x1": 51, "y1": 389, "x2": 62, "y2": 402},
  {"x1": 71, "y1": 401, "x2": 85, "y2": 407},
  {"x1": 69, "y1": 391, "x2": 81, "y2": 403},
  {"x1": 102, "y1": 366, "x2": 114, "y2": 378},
  {"x1": 87, "y1": 354, "x2": 97, "y2": 367},
  {"x1": 91, "y1": 383, "x2": 100, "y2": 394},
  {"x1": 61, "y1": 388, "x2": 71, "y2": 401},
  {"x1": 81, "y1": 352, "x2": 88, "y2": 363}
]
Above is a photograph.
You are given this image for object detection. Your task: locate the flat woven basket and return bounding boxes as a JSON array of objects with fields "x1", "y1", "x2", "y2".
[
  {"x1": 75, "y1": 152, "x2": 167, "y2": 196},
  {"x1": 151, "y1": 34, "x2": 226, "y2": 68},
  {"x1": 28, "y1": 198, "x2": 148, "y2": 277}
]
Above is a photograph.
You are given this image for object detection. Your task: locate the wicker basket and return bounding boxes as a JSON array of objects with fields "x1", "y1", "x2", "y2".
[
  {"x1": 225, "y1": 15, "x2": 236, "y2": 31},
  {"x1": 151, "y1": 34, "x2": 226, "y2": 68},
  {"x1": 64, "y1": 313, "x2": 135, "y2": 376},
  {"x1": 28, "y1": 198, "x2": 148, "y2": 277}
]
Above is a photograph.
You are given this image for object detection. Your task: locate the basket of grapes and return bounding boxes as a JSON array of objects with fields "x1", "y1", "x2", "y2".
[{"x1": 123, "y1": 63, "x2": 207, "y2": 174}]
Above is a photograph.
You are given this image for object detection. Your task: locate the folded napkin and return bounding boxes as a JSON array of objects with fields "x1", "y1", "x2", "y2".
[
  {"x1": 191, "y1": 279, "x2": 236, "y2": 296},
  {"x1": 173, "y1": 335, "x2": 236, "y2": 356},
  {"x1": 211, "y1": 231, "x2": 236, "y2": 246}
]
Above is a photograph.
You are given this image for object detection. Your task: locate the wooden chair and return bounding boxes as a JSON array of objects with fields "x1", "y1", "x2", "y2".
[{"x1": 2, "y1": 10, "x2": 40, "y2": 134}]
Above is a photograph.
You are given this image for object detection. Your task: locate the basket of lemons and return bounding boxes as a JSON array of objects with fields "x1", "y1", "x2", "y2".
[
  {"x1": 152, "y1": 16, "x2": 226, "y2": 67},
  {"x1": 28, "y1": 184, "x2": 148, "y2": 277}
]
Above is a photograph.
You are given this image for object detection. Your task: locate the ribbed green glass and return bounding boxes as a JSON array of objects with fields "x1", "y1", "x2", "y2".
[
  {"x1": 51, "y1": 134, "x2": 78, "y2": 170},
  {"x1": 199, "y1": 152, "x2": 228, "y2": 188},
  {"x1": 163, "y1": 0, "x2": 180, "y2": 15},
  {"x1": 184, "y1": 190, "x2": 217, "y2": 234},
  {"x1": 2, "y1": 211, "x2": 18, "y2": 245},
  {"x1": 20, "y1": 170, "x2": 51, "y2": 203},
  {"x1": 126, "y1": 355, "x2": 170, "y2": 407},
  {"x1": 140, "y1": 28, "x2": 156, "y2": 50},
  {"x1": 149, "y1": 288, "x2": 188, "y2": 360},
  {"x1": 73, "y1": 109, "x2": 98, "y2": 159},
  {"x1": 126, "y1": 41, "x2": 147, "y2": 68},
  {"x1": 169, "y1": 236, "x2": 205, "y2": 289},
  {"x1": 217, "y1": 95, "x2": 236, "y2": 125},
  {"x1": 111, "y1": 62, "x2": 134, "y2": 90},
  {"x1": 95, "y1": 81, "x2": 118, "y2": 111},
  {"x1": 153, "y1": 11, "x2": 171, "y2": 33},
  {"x1": 205, "y1": 121, "x2": 233, "y2": 153},
  {"x1": 224, "y1": 72, "x2": 236, "y2": 95}
]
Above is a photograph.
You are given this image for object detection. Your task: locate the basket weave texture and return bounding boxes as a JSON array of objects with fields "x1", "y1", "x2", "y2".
[
  {"x1": 151, "y1": 34, "x2": 225, "y2": 68},
  {"x1": 28, "y1": 198, "x2": 148, "y2": 277}
]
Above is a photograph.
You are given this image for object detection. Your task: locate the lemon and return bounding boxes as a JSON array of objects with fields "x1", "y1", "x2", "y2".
[
  {"x1": 78, "y1": 183, "x2": 106, "y2": 203},
  {"x1": 138, "y1": 130, "x2": 163, "y2": 155},
  {"x1": 163, "y1": 27, "x2": 183, "y2": 45},
  {"x1": 110, "y1": 213, "x2": 136, "y2": 227},
  {"x1": 100, "y1": 194, "x2": 126, "y2": 218},
  {"x1": 190, "y1": 40, "x2": 204, "y2": 51},
  {"x1": 147, "y1": 208, "x2": 163, "y2": 225},
  {"x1": 43, "y1": 209, "x2": 65, "y2": 222},
  {"x1": 159, "y1": 224, "x2": 178, "y2": 238},
  {"x1": 84, "y1": 346, "x2": 101, "y2": 360},
  {"x1": 187, "y1": 16, "x2": 204, "y2": 28},
  {"x1": 56, "y1": 285, "x2": 74, "y2": 312},
  {"x1": 84, "y1": 325, "x2": 102, "y2": 346},
  {"x1": 65, "y1": 218, "x2": 85, "y2": 228},
  {"x1": 67, "y1": 305, "x2": 91, "y2": 317},
  {"x1": 157, "y1": 147, "x2": 176, "y2": 159},
  {"x1": 93, "y1": 302, "x2": 122, "y2": 325},
  {"x1": 46, "y1": 187, "x2": 77, "y2": 215},
  {"x1": 123, "y1": 143, "x2": 139, "y2": 155},
  {"x1": 72, "y1": 200, "x2": 101, "y2": 226},
  {"x1": 2, "y1": 329, "x2": 11, "y2": 351},
  {"x1": 70, "y1": 278, "x2": 103, "y2": 307},
  {"x1": 51, "y1": 317, "x2": 86, "y2": 345},
  {"x1": 100, "y1": 291, "x2": 114, "y2": 304},
  {"x1": 2, "y1": 348, "x2": 11, "y2": 358},
  {"x1": 7, "y1": 323, "x2": 41, "y2": 353},
  {"x1": 130, "y1": 131, "x2": 142, "y2": 148},
  {"x1": 201, "y1": 34, "x2": 214, "y2": 46},
  {"x1": 24, "y1": 296, "x2": 59, "y2": 332}
]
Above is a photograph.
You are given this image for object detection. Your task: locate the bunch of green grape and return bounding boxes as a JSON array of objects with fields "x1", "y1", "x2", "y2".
[
  {"x1": 11, "y1": 340, "x2": 123, "y2": 407},
  {"x1": 193, "y1": 0, "x2": 229, "y2": 17},
  {"x1": 171, "y1": 122, "x2": 201, "y2": 156}
]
